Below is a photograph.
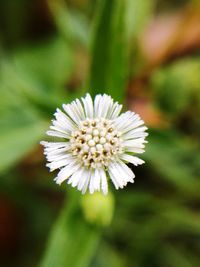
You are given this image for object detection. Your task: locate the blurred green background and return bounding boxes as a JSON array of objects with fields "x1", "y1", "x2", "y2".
[{"x1": 0, "y1": 0, "x2": 200, "y2": 267}]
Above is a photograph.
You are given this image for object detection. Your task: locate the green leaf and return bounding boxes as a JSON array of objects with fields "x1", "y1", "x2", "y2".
[
  {"x1": 0, "y1": 116, "x2": 47, "y2": 173},
  {"x1": 144, "y1": 129, "x2": 200, "y2": 197},
  {"x1": 12, "y1": 37, "x2": 73, "y2": 92},
  {"x1": 47, "y1": 0, "x2": 89, "y2": 47},
  {"x1": 0, "y1": 37, "x2": 74, "y2": 116},
  {"x1": 39, "y1": 191, "x2": 100, "y2": 267},
  {"x1": 89, "y1": 0, "x2": 127, "y2": 101},
  {"x1": 0, "y1": 76, "x2": 48, "y2": 173}
]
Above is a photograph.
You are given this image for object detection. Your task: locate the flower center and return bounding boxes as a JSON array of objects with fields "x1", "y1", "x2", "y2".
[{"x1": 70, "y1": 118, "x2": 123, "y2": 169}]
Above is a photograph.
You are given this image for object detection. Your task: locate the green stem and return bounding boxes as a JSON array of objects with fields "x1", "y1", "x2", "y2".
[{"x1": 39, "y1": 190, "x2": 101, "y2": 267}]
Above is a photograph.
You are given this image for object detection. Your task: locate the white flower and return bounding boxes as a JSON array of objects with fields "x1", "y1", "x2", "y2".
[{"x1": 41, "y1": 93, "x2": 148, "y2": 195}]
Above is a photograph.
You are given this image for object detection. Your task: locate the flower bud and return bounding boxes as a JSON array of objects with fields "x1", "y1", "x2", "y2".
[{"x1": 80, "y1": 192, "x2": 114, "y2": 226}]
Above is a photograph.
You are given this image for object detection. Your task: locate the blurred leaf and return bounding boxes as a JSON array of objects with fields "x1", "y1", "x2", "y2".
[
  {"x1": 151, "y1": 58, "x2": 200, "y2": 117},
  {"x1": 125, "y1": 0, "x2": 154, "y2": 76},
  {"x1": 89, "y1": 0, "x2": 127, "y2": 101},
  {"x1": 47, "y1": 0, "x2": 89, "y2": 47},
  {"x1": 113, "y1": 191, "x2": 200, "y2": 267},
  {"x1": 0, "y1": 110, "x2": 47, "y2": 173},
  {"x1": 0, "y1": 62, "x2": 49, "y2": 173},
  {"x1": 40, "y1": 191, "x2": 100, "y2": 267},
  {"x1": 13, "y1": 37, "x2": 73, "y2": 92},
  {"x1": 162, "y1": 207, "x2": 200, "y2": 233},
  {"x1": 125, "y1": 0, "x2": 154, "y2": 40},
  {"x1": 144, "y1": 129, "x2": 200, "y2": 196},
  {"x1": 162, "y1": 245, "x2": 198, "y2": 267},
  {"x1": 0, "y1": 36, "x2": 76, "y2": 117},
  {"x1": 92, "y1": 242, "x2": 125, "y2": 267}
]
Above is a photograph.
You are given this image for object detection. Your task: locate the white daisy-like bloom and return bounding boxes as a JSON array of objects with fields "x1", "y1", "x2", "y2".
[{"x1": 41, "y1": 93, "x2": 148, "y2": 195}]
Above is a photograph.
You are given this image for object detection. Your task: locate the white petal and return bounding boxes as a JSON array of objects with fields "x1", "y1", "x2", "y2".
[
  {"x1": 125, "y1": 126, "x2": 148, "y2": 135},
  {"x1": 44, "y1": 145, "x2": 70, "y2": 155},
  {"x1": 123, "y1": 126, "x2": 148, "y2": 140},
  {"x1": 123, "y1": 138, "x2": 146, "y2": 148},
  {"x1": 50, "y1": 125, "x2": 70, "y2": 136},
  {"x1": 124, "y1": 132, "x2": 148, "y2": 140},
  {"x1": 66, "y1": 100, "x2": 85, "y2": 123},
  {"x1": 51, "y1": 120, "x2": 71, "y2": 135},
  {"x1": 108, "y1": 163, "x2": 125, "y2": 189},
  {"x1": 114, "y1": 111, "x2": 144, "y2": 133},
  {"x1": 113, "y1": 161, "x2": 135, "y2": 183},
  {"x1": 62, "y1": 103, "x2": 80, "y2": 125},
  {"x1": 54, "y1": 108, "x2": 76, "y2": 132},
  {"x1": 41, "y1": 141, "x2": 70, "y2": 157},
  {"x1": 55, "y1": 161, "x2": 80, "y2": 185},
  {"x1": 40, "y1": 141, "x2": 69, "y2": 148},
  {"x1": 72, "y1": 99, "x2": 86, "y2": 120},
  {"x1": 46, "y1": 156, "x2": 73, "y2": 171},
  {"x1": 77, "y1": 169, "x2": 90, "y2": 191},
  {"x1": 99, "y1": 169, "x2": 108, "y2": 195},
  {"x1": 46, "y1": 130, "x2": 70, "y2": 139},
  {"x1": 94, "y1": 94, "x2": 114, "y2": 118},
  {"x1": 110, "y1": 161, "x2": 134, "y2": 188},
  {"x1": 113, "y1": 111, "x2": 134, "y2": 127},
  {"x1": 125, "y1": 147, "x2": 145, "y2": 153},
  {"x1": 108, "y1": 102, "x2": 123, "y2": 119},
  {"x1": 120, "y1": 154, "x2": 145, "y2": 166},
  {"x1": 122, "y1": 120, "x2": 145, "y2": 134},
  {"x1": 44, "y1": 147, "x2": 71, "y2": 156},
  {"x1": 77, "y1": 169, "x2": 91, "y2": 193},
  {"x1": 93, "y1": 169, "x2": 101, "y2": 191},
  {"x1": 81, "y1": 93, "x2": 94, "y2": 118},
  {"x1": 107, "y1": 168, "x2": 120, "y2": 189},
  {"x1": 123, "y1": 140, "x2": 147, "y2": 154},
  {"x1": 46, "y1": 153, "x2": 72, "y2": 162},
  {"x1": 94, "y1": 94, "x2": 101, "y2": 117},
  {"x1": 46, "y1": 159, "x2": 69, "y2": 172},
  {"x1": 101, "y1": 95, "x2": 114, "y2": 118},
  {"x1": 68, "y1": 168, "x2": 84, "y2": 187},
  {"x1": 81, "y1": 170, "x2": 91, "y2": 194},
  {"x1": 89, "y1": 170, "x2": 96, "y2": 193},
  {"x1": 45, "y1": 151, "x2": 71, "y2": 161}
]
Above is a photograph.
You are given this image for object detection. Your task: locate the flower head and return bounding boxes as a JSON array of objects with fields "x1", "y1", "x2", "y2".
[{"x1": 41, "y1": 93, "x2": 148, "y2": 195}]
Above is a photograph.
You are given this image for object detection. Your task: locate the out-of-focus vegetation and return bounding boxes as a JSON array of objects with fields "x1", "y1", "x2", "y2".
[{"x1": 0, "y1": 0, "x2": 200, "y2": 267}]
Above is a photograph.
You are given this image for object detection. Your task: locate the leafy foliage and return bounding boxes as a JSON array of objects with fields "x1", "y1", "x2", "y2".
[{"x1": 89, "y1": 0, "x2": 127, "y2": 101}]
